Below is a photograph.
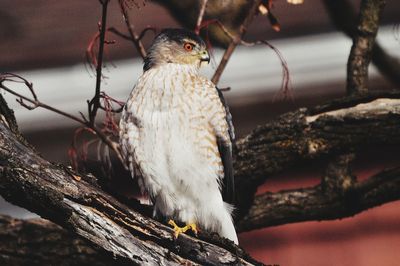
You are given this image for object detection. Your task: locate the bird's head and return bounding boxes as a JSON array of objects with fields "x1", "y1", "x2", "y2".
[{"x1": 143, "y1": 28, "x2": 210, "y2": 71}]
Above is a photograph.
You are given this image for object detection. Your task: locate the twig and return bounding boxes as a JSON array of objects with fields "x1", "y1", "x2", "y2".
[
  {"x1": 0, "y1": 73, "x2": 124, "y2": 164},
  {"x1": 211, "y1": 0, "x2": 263, "y2": 85},
  {"x1": 108, "y1": 27, "x2": 132, "y2": 41},
  {"x1": 346, "y1": 0, "x2": 386, "y2": 95},
  {"x1": 118, "y1": 0, "x2": 147, "y2": 59},
  {"x1": 195, "y1": 0, "x2": 208, "y2": 34},
  {"x1": 1, "y1": 1, "x2": 125, "y2": 168},
  {"x1": 98, "y1": 91, "x2": 124, "y2": 113},
  {"x1": 204, "y1": 22, "x2": 291, "y2": 98},
  {"x1": 88, "y1": 0, "x2": 110, "y2": 125},
  {"x1": 0, "y1": 79, "x2": 86, "y2": 125}
]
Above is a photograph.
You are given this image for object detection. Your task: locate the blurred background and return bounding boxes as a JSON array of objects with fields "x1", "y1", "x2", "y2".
[{"x1": 0, "y1": 0, "x2": 399, "y2": 265}]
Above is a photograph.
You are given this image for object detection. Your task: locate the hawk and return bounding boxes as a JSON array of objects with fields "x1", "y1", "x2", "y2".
[{"x1": 119, "y1": 28, "x2": 238, "y2": 244}]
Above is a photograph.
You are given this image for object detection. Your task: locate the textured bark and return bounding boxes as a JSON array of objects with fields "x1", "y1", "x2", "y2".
[
  {"x1": 234, "y1": 93, "x2": 400, "y2": 219},
  {"x1": 0, "y1": 215, "x2": 117, "y2": 266},
  {"x1": 0, "y1": 123, "x2": 260, "y2": 265},
  {"x1": 237, "y1": 165, "x2": 400, "y2": 232},
  {"x1": 323, "y1": 0, "x2": 400, "y2": 88},
  {"x1": 346, "y1": 0, "x2": 386, "y2": 95}
]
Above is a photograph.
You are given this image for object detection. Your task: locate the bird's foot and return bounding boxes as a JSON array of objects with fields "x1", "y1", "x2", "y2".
[
  {"x1": 185, "y1": 222, "x2": 198, "y2": 236},
  {"x1": 168, "y1": 220, "x2": 198, "y2": 239}
]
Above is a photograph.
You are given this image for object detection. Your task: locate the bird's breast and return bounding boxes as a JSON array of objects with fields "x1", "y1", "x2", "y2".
[{"x1": 129, "y1": 66, "x2": 201, "y2": 115}]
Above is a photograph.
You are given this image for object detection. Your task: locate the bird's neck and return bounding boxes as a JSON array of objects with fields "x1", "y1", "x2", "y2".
[
  {"x1": 155, "y1": 62, "x2": 200, "y2": 74},
  {"x1": 140, "y1": 63, "x2": 200, "y2": 96}
]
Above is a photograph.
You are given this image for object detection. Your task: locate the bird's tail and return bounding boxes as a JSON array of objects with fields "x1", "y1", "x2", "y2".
[{"x1": 220, "y1": 203, "x2": 239, "y2": 244}]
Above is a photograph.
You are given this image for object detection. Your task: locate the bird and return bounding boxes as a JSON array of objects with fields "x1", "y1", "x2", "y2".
[{"x1": 119, "y1": 28, "x2": 238, "y2": 244}]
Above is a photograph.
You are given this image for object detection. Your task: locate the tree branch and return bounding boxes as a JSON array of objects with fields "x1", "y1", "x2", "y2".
[
  {"x1": 323, "y1": 0, "x2": 400, "y2": 88},
  {"x1": 346, "y1": 0, "x2": 386, "y2": 95},
  {"x1": 195, "y1": 0, "x2": 208, "y2": 34},
  {"x1": 0, "y1": 122, "x2": 261, "y2": 265},
  {"x1": 211, "y1": 0, "x2": 262, "y2": 84},
  {"x1": 118, "y1": 0, "x2": 147, "y2": 59},
  {"x1": 234, "y1": 92, "x2": 400, "y2": 219},
  {"x1": 0, "y1": 215, "x2": 118, "y2": 266},
  {"x1": 237, "y1": 166, "x2": 400, "y2": 232},
  {"x1": 0, "y1": 73, "x2": 124, "y2": 164},
  {"x1": 88, "y1": 0, "x2": 110, "y2": 125},
  {"x1": 321, "y1": 153, "x2": 356, "y2": 193}
]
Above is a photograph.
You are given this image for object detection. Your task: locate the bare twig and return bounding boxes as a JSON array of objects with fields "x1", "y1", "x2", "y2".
[
  {"x1": 0, "y1": 73, "x2": 124, "y2": 164},
  {"x1": 88, "y1": 0, "x2": 110, "y2": 125},
  {"x1": 346, "y1": 0, "x2": 386, "y2": 95},
  {"x1": 211, "y1": 0, "x2": 263, "y2": 84},
  {"x1": 0, "y1": 75, "x2": 86, "y2": 125},
  {"x1": 195, "y1": 0, "x2": 208, "y2": 34},
  {"x1": 108, "y1": 27, "x2": 132, "y2": 41},
  {"x1": 118, "y1": 0, "x2": 147, "y2": 59},
  {"x1": 3, "y1": 1, "x2": 128, "y2": 168}
]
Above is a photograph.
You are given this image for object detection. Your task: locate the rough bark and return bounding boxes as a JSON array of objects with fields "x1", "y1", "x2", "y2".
[
  {"x1": 0, "y1": 123, "x2": 260, "y2": 265},
  {"x1": 0, "y1": 215, "x2": 117, "y2": 266},
  {"x1": 237, "y1": 165, "x2": 400, "y2": 232},
  {"x1": 346, "y1": 0, "x2": 386, "y2": 95},
  {"x1": 323, "y1": 0, "x2": 400, "y2": 88},
  {"x1": 234, "y1": 93, "x2": 400, "y2": 219}
]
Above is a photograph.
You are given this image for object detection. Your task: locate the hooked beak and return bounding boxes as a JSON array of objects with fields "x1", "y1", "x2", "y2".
[{"x1": 199, "y1": 50, "x2": 210, "y2": 64}]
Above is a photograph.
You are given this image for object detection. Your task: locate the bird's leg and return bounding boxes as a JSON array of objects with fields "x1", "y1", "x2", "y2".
[{"x1": 168, "y1": 220, "x2": 198, "y2": 239}]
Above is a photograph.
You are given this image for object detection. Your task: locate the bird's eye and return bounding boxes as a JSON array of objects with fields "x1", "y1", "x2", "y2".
[{"x1": 183, "y1": 42, "x2": 194, "y2": 52}]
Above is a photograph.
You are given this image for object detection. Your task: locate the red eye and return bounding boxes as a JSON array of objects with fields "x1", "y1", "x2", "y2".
[{"x1": 183, "y1": 42, "x2": 194, "y2": 51}]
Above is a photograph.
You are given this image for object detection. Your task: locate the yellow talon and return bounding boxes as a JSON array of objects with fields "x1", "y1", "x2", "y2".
[
  {"x1": 168, "y1": 220, "x2": 198, "y2": 239},
  {"x1": 187, "y1": 223, "x2": 198, "y2": 236}
]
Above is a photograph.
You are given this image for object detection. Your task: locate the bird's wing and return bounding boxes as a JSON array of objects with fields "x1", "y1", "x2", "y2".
[
  {"x1": 209, "y1": 86, "x2": 235, "y2": 204},
  {"x1": 119, "y1": 99, "x2": 140, "y2": 181},
  {"x1": 119, "y1": 97, "x2": 152, "y2": 200},
  {"x1": 215, "y1": 87, "x2": 235, "y2": 142}
]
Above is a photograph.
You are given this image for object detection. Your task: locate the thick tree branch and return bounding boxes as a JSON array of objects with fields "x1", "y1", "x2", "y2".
[
  {"x1": 234, "y1": 92, "x2": 400, "y2": 219},
  {"x1": 0, "y1": 122, "x2": 260, "y2": 265},
  {"x1": 321, "y1": 153, "x2": 356, "y2": 193},
  {"x1": 346, "y1": 0, "x2": 386, "y2": 95},
  {"x1": 237, "y1": 166, "x2": 400, "y2": 232},
  {"x1": 0, "y1": 215, "x2": 117, "y2": 266}
]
